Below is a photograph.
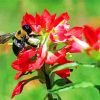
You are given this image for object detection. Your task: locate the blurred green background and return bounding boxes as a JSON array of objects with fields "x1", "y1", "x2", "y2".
[{"x1": 0, "y1": 0, "x2": 100, "y2": 100}]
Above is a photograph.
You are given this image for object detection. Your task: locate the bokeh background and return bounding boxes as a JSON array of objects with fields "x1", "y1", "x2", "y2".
[{"x1": 0, "y1": 0, "x2": 100, "y2": 100}]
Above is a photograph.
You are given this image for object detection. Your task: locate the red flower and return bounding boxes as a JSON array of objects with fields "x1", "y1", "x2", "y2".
[
  {"x1": 10, "y1": 9, "x2": 90, "y2": 99},
  {"x1": 12, "y1": 44, "x2": 47, "y2": 72},
  {"x1": 21, "y1": 9, "x2": 69, "y2": 34},
  {"x1": 11, "y1": 80, "x2": 27, "y2": 98},
  {"x1": 84, "y1": 25, "x2": 100, "y2": 50},
  {"x1": 12, "y1": 47, "x2": 37, "y2": 72},
  {"x1": 55, "y1": 68, "x2": 70, "y2": 78},
  {"x1": 49, "y1": 23, "x2": 69, "y2": 43},
  {"x1": 50, "y1": 27, "x2": 83, "y2": 43},
  {"x1": 21, "y1": 10, "x2": 86, "y2": 54}
]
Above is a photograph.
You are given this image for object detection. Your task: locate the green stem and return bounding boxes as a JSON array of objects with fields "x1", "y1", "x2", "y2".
[
  {"x1": 43, "y1": 64, "x2": 54, "y2": 100},
  {"x1": 26, "y1": 76, "x2": 38, "y2": 84}
]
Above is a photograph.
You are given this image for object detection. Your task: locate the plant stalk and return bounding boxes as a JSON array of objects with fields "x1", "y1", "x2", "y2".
[{"x1": 43, "y1": 64, "x2": 54, "y2": 100}]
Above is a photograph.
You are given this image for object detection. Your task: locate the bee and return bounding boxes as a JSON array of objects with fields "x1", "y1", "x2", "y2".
[{"x1": 0, "y1": 25, "x2": 40, "y2": 56}]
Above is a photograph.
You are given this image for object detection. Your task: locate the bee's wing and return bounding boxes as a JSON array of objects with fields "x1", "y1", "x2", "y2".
[{"x1": 0, "y1": 32, "x2": 15, "y2": 44}]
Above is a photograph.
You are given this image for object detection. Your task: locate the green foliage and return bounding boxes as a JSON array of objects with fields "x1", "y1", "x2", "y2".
[
  {"x1": 51, "y1": 62, "x2": 78, "y2": 73},
  {"x1": 49, "y1": 82, "x2": 94, "y2": 93}
]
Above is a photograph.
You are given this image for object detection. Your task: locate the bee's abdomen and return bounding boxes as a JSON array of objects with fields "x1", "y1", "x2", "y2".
[
  {"x1": 12, "y1": 43, "x2": 22, "y2": 56},
  {"x1": 12, "y1": 38, "x2": 25, "y2": 56}
]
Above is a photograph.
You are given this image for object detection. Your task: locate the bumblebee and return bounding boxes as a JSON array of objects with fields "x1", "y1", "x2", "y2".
[{"x1": 0, "y1": 25, "x2": 40, "y2": 56}]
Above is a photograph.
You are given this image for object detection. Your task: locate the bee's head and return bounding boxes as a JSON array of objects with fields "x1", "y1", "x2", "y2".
[
  {"x1": 15, "y1": 24, "x2": 40, "y2": 40},
  {"x1": 15, "y1": 25, "x2": 32, "y2": 40},
  {"x1": 22, "y1": 25, "x2": 40, "y2": 37},
  {"x1": 22, "y1": 25, "x2": 32, "y2": 35}
]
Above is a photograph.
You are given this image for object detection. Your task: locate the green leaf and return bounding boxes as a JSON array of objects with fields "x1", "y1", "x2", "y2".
[
  {"x1": 51, "y1": 62, "x2": 96, "y2": 74},
  {"x1": 49, "y1": 82, "x2": 94, "y2": 93},
  {"x1": 52, "y1": 78, "x2": 67, "y2": 87},
  {"x1": 95, "y1": 85, "x2": 100, "y2": 93},
  {"x1": 79, "y1": 63, "x2": 96, "y2": 68},
  {"x1": 51, "y1": 62, "x2": 79, "y2": 73}
]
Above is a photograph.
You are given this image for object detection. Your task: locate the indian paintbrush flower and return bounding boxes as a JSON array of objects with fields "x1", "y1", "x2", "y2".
[{"x1": 10, "y1": 9, "x2": 90, "y2": 99}]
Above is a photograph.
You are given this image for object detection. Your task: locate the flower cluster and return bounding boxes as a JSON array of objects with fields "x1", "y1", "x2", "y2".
[{"x1": 11, "y1": 9, "x2": 98, "y2": 99}]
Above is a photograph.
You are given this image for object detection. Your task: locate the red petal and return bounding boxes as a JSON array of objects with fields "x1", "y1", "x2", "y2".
[
  {"x1": 35, "y1": 13, "x2": 41, "y2": 25},
  {"x1": 50, "y1": 30, "x2": 67, "y2": 43},
  {"x1": 96, "y1": 27, "x2": 100, "y2": 39},
  {"x1": 33, "y1": 44, "x2": 47, "y2": 69},
  {"x1": 21, "y1": 13, "x2": 35, "y2": 31},
  {"x1": 41, "y1": 9, "x2": 50, "y2": 29},
  {"x1": 55, "y1": 48, "x2": 72, "y2": 64},
  {"x1": 56, "y1": 56, "x2": 72, "y2": 64},
  {"x1": 49, "y1": 33, "x2": 56, "y2": 42},
  {"x1": 14, "y1": 71, "x2": 24, "y2": 80},
  {"x1": 93, "y1": 41, "x2": 100, "y2": 50},
  {"x1": 11, "y1": 80, "x2": 27, "y2": 98},
  {"x1": 46, "y1": 48, "x2": 71, "y2": 65},
  {"x1": 47, "y1": 14, "x2": 56, "y2": 32},
  {"x1": 54, "y1": 12, "x2": 69, "y2": 27},
  {"x1": 12, "y1": 59, "x2": 36, "y2": 72},
  {"x1": 11, "y1": 47, "x2": 36, "y2": 71},
  {"x1": 42, "y1": 9, "x2": 51, "y2": 17},
  {"x1": 41, "y1": 9, "x2": 55, "y2": 31},
  {"x1": 46, "y1": 52, "x2": 57, "y2": 65},
  {"x1": 18, "y1": 47, "x2": 36, "y2": 63},
  {"x1": 50, "y1": 26, "x2": 82, "y2": 43},
  {"x1": 55, "y1": 68, "x2": 70, "y2": 78},
  {"x1": 65, "y1": 42, "x2": 82, "y2": 53},
  {"x1": 84, "y1": 25, "x2": 97, "y2": 46},
  {"x1": 66, "y1": 27, "x2": 83, "y2": 39}
]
